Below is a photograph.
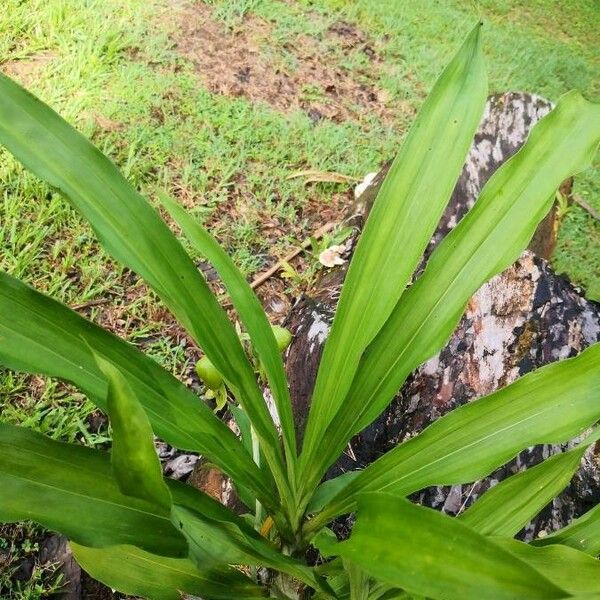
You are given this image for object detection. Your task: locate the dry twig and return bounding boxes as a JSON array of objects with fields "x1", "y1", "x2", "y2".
[
  {"x1": 572, "y1": 194, "x2": 600, "y2": 222},
  {"x1": 72, "y1": 298, "x2": 112, "y2": 311},
  {"x1": 286, "y1": 169, "x2": 361, "y2": 185},
  {"x1": 249, "y1": 221, "x2": 336, "y2": 290}
]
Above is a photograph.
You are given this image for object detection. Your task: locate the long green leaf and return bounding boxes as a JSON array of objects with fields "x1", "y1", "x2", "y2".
[
  {"x1": 0, "y1": 271, "x2": 276, "y2": 511},
  {"x1": 345, "y1": 560, "x2": 369, "y2": 600},
  {"x1": 0, "y1": 72, "x2": 288, "y2": 496},
  {"x1": 367, "y1": 582, "x2": 406, "y2": 600},
  {"x1": 459, "y1": 430, "x2": 600, "y2": 537},
  {"x1": 167, "y1": 476, "x2": 333, "y2": 597},
  {"x1": 308, "y1": 343, "x2": 600, "y2": 533},
  {"x1": 71, "y1": 543, "x2": 267, "y2": 600},
  {"x1": 172, "y1": 504, "x2": 333, "y2": 595},
  {"x1": 495, "y1": 539, "x2": 600, "y2": 596},
  {"x1": 307, "y1": 472, "x2": 361, "y2": 514},
  {"x1": 159, "y1": 192, "x2": 297, "y2": 474},
  {"x1": 326, "y1": 493, "x2": 566, "y2": 600},
  {"x1": 95, "y1": 353, "x2": 172, "y2": 511},
  {"x1": 298, "y1": 24, "x2": 487, "y2": 484},
  {"x1": 170, "y1": 480, "x2": 267, "y2": 569},
  {"x1": 532, "y1": 503, "x2": 600, "y2": 556},
  {"x1": 0, "y1": 424, "x2": 187, "y2": 557},
  {"x1": 306, "y1": 90, "x2": 600, "y2": 493},
  {"x1": 0, "y1": 422, "x2": 289, "y2": 568}
]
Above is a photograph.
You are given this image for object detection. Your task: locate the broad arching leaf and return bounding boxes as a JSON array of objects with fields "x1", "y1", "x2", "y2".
[
  {"x1": 0, "y1": 424, "x2": 187, "y2": 557},
  {"x1": 70, "y1": 543, "x2": 267, "y2": 600},
  {"x1": 95, "y1": 353, "x2": 172, "y2": 511},
  {"x1": 159, "y1": 192, "x2": 297, "y2": 476},
  {"x1": 532, "y1": 503, "x2": 600, "y2": 556},
  {"x1": 0, "y1": 422, "x2": 293, "y2": 569},
  {"x1": 308, "y1": 343, "x2": 600, "y2": 532},
  {"x1": 304, "y1": 90, "x2": 600, "y2": 495},
  {"x1": 172, "y1": 505, "x2": 332, "y2": 595},
  {"x1": 459, "y1": 429, "x2": 600, "y2": 536},
  {"x1": 0, "y1": 72, "x2": 288, "y2": 498},
  {"x1": 326, "y1": 493, "x2": 565, "y2": 600},
  {"x1": 0, "y1": 271, "x2": 277, "y2": 513},
  {"x1": 496, "y1": 539, "x2": 600, "y2": 596}
]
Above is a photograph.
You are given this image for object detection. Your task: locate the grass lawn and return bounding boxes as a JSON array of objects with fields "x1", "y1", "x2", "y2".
[{"x1": 0, "y1": 0, "x2": 598, "y2": 596}]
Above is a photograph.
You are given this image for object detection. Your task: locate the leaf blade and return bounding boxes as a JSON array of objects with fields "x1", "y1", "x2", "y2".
[
  {"x1": 0, "y1": 424, "x2": 187, "y2": 557},
  {"x1": 309, "y1": 343, "x2": 600, "y2": 531},
  {"x1": 305, "y1": 90, "x2": 600, "y2": 494},
  {"x1": 338, "y1": 90, "x2": 600, "y2": 445},
  {"x1": 170, "y1": 487, "x2": 334, "y2": 596},
  {"x1": 495, "y1": 539, "x2": 600, "y2": 596},
  {"x1": 70, "y1": 543, "x2": 267, "y2": 600},
  {"x1": 95, "y1": 353, "x2": 172, "y2": 511},
  {"x1": 299, "y1": 24, "x2": 487, "y2": 482},
  {"x1": 459, "y1": 430, "x2": 600, "y2": 537},
  {"x1": 0, "y1": 72, "x2": 287, "y2": 495},
  {"x1": 173, "y1": 504, "x2": 324, "y2": 585},
  {"x1": 532, "y1": 503, "x2": 600, "y2": 556},
  {"x1": 0, "y1": 271, "x2": 276, "y2": 511},
  {"x1": 332, "y1": 493, "x2": 565, "y2": 600},
  {"x1": 159, "y1": 192, "x2": 297, "y2": 471}
]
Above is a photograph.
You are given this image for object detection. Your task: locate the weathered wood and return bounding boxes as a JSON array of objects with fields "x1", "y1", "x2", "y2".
[
  {"x1": 37, "y1": 535, "x2": 81, "y2": 600},
  {"x1": 285, "y1": 92, "x2": 600, "y2": 539}
]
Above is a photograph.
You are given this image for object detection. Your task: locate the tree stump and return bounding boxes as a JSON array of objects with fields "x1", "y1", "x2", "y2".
[{"x1": 285, "y1": 92, "x2": 600, "y2": 539}]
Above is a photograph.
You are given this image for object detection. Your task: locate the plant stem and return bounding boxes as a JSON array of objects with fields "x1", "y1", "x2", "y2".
[{"x1": 251, "y1": 425, "x2": 264, "y2": 529}]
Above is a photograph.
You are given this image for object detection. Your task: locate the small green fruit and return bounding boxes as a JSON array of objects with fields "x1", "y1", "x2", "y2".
[
  {"x1": 195, "y1": 355, "x2": 223, "y2": 390},
  {"x1": 272, "y1": 325, "x2": 292, "y2": 353}
]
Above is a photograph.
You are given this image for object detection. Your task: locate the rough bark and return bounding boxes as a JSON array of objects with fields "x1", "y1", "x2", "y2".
[
  {"x1": 38, "y1": 535, "x2": 82, "y2": 600},
  {"x1": 284, "y1": 92, "x2": 600, "y2": 540}
]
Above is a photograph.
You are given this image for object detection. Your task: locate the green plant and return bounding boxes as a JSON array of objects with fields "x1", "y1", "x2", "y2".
[
  {"x1": 0, "y1": 523, "x2": 66, "y2": 600},
  {"x1": 195, "y1": 324, "x2": 292, "y2": 411},
  {"x1": 0, "y1": 23, "x2": 599, "y2": 599}
]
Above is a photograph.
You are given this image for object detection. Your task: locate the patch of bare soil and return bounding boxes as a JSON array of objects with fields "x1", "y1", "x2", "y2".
[
  {"x1": 80, "y1": 571, "x2": 118, "y2": 600},
  {"x1": 0, "y1": 51, "x2": 57, "y2": 85},
  {"x1": 169, "y1": 2, "x2": 395, "y2": 123}
]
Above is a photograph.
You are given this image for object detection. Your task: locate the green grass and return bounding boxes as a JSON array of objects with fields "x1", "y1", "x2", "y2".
[
  {"x1": 0, "y1": 0, "x2": 598, "y2": 595},
  {"x1": 0, "y1": 523, "x2": 66, "y2": 600}
]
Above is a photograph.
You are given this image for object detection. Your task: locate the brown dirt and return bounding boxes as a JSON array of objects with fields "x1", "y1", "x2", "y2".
[
  {"x1": 80, "y1": 571, "x2": 118, "y2": 600},
  {"x1": 168, "y1": 2, "x2": 396, "y2": 123},
  {"x1": 0, "y1": 51, "x2": 57, "y2": 85}
]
